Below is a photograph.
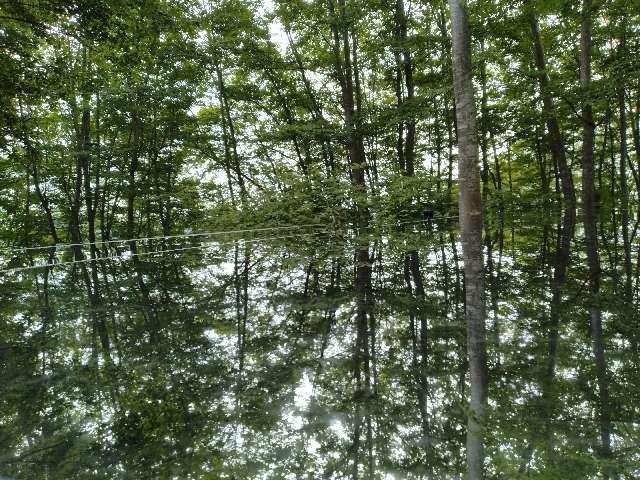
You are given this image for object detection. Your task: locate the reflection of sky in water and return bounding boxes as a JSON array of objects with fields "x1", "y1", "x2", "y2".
[{"x1": 0, "y1": 231, "x2": 638, "y2": 478}]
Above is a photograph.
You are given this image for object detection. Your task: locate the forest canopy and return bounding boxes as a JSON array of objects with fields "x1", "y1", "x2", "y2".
[{"x1": 1, "y1": 0, "x2": 639, "y2": 235}]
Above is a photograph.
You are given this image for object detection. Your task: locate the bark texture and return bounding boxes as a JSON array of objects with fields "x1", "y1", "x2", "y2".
[
  {"x1": 447, "y1": 1, "x2": 487, "y2": 478},
  {"x1": 580, "y1": 1, "x2": 612, "y2": 473}
]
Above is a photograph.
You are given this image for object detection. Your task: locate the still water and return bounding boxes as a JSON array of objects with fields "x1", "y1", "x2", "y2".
[{"x1": 1, "y1": 219, "x2": 638, "y2": 479}]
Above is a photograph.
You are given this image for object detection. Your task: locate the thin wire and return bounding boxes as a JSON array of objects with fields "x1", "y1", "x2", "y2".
[
  {"x1": 1, "y1": 232, "x2": 326, "y2": 275},
  {"x1": 0, "y1": 215, "x2": 459, "y2": 274},
  {"x1": 0, "y1": 231, "x2": 330, "y2": 275},
  {"x1": 0, "y1": 223, "x2": 330, "y2": 255},
  {"x1": 393, "y1": 215, "x2": 458, "y2": 227},
  {"x1": 0, "y1": 215, "x2": 461, "y2": 256}
]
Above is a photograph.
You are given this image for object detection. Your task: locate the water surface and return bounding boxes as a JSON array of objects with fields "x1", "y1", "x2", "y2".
[{"x1": 1, "y1": 220, "x2": 638, "y2": 479}]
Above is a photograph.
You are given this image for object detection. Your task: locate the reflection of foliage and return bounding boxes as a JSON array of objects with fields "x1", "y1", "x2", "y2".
[{"x1": 0, "y1": 225, "x2": 638, "y2": 478}]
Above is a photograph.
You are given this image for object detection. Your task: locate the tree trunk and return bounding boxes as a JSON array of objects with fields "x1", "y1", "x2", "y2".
[
  {"x1": 529, "y1": 10, "x2": 576, "y2": 210},
  {"x1": 394, "y1": 36, "x2": 405, "y2": 173},
  {"x1": 580, "y1": 2, "x2": 612, "y2": 472},
  {"x1": 216, "y1": 64, "x2": 247, "y2": 206},
  {"x1": 528, "y1": 19, "x2": 578, "y2": 463},
  {"x1": 437, "y1": 5, "x2": 455, "y2": 210},
  {"x1": 404, "y1": 250, "x2": 434, "y2": 477},
  {"x1": 80, "y1": 85, "x2": 99, "y2": 265},
  {"x1": 127, "y1": 109, "x2": 142, "y2": 242},
  {"x1": 394, "y1": 0, "x2": 416, "y2": 177},
  {"x1": 447, "y1": 1, "x2": 488, "y2": 478},
  {"x1": 283, "y1": 23, "x2": 336, "y2": 175},
  {"x1": 617, "y1": 30, "x2": 632, "y2": 302},
  {"x1": 23, "y1": 140, "x2": 60, "y2": 245},
  {"x1": 328, "y1": 0, "x2": 367, "y2": 193}
]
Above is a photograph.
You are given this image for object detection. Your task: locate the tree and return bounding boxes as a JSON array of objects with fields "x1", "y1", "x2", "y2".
[{"x1": 447, "y1": 0, "x2": 487, "y2": 478}]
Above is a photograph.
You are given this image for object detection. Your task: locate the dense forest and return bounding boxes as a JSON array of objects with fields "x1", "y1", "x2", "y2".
[{"x1": 1, "y1": 0, "x2": 639, "y2": 478}]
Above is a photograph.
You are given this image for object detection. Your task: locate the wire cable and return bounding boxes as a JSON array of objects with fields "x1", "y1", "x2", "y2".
[
  {"x1": 0, "y1": 223, "x2": 330, "y2": 255},
  {"x1": 0, "y1": 214, "x2": 461, "y2": 256},
  {"x1": 0, "y1": 231, "x2": 331, "y2": 275}
]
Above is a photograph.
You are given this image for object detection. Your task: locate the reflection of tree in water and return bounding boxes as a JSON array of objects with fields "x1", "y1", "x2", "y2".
[{"x1": 1, "y1": 218, "x2": 638, "y2": 479}]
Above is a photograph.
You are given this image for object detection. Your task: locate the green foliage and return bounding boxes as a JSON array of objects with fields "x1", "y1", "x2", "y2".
[{"x1": 1, "y1": 0, "x2": 640, "y2": 477}]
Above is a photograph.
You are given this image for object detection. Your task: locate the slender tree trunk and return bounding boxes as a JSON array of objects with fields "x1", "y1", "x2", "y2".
[
  {"x1": 329, "y1": 1, "x2": 374, "y2": 455},
  {"x1": 437, "y1": 5, "x2": 455, "y2": 211},
  {"x1": 70, "y1": 96, "x2": 84, "y2": 256},
  {"x1": 580, "y1": 3, "x2": 612, "y2": 472},
  {"x1": 283, "y1": 24, "x2": 336, "y2": 175},
  {"x1": 617, "y1": 30, "x2": 632, "y2": 302},
  {"x1": 631, "y1": 91, "x2": 640, "y2": 196},
  {"x1": 528, "y1": 17, "x2": 578, "y2": 464},
  {"x1": 529, "y1": 11, "x2": 576, "y2": 210},
  {"x1": 393, "y1": 19, "x2": 405, "y2": 174},
  {"x1": 541, "y1": 168, "x2": 576, "y2": 469},
  {"x1": 404, "y1": 250, "x2": 434, "y2": 477},
  {"x1": 608, "y1": 113, "x2": 620, "y2": 267},
  {"x1": 435, "y1": 98, "x2": 444, "y2": 194},
  {"x1": 479, "y1": 38, "x2": 490, "y2": 198},
  {"x1": 80, "y1": 87, "x2": 98, "y2": 261},
  {"x1": 216, "y1": 64, "x2": 246, "y2": 206},
  {"x1": 127, "y1": 109, "x2": 142, "y2": 241},
  {"x1": 395, "y1": 0, "x2": 416, "y2": 177},
  {"x1": 328, "y1": 0, "x2": 368, "y2": 229},
  {"x1": 631, "y1": 92, "x2": 640, "y2": 298},
  {"x1": 23, "y1": 141, "x2": 60, "y2": 244},
  {"x1": 448, "y1": 1, "x2": 487, "y2": 478},
  {"x1": 349, "y1": 233, "x2": 373, "y2": 479}
]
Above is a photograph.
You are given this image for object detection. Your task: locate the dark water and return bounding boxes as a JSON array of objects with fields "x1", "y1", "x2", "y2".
[{"x1": 0, "y1": 220, "x2": 638, "y2": 479}]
